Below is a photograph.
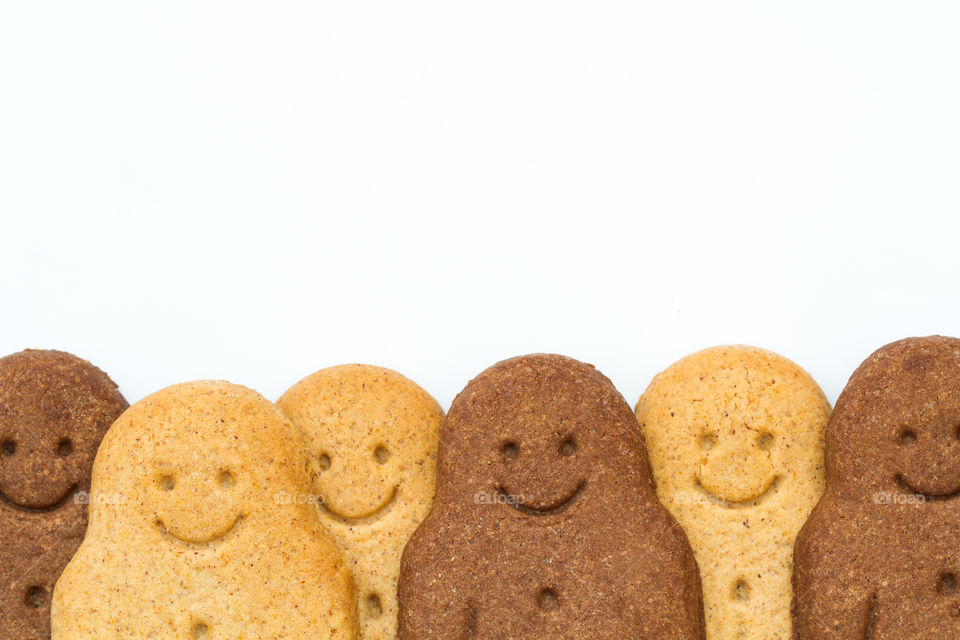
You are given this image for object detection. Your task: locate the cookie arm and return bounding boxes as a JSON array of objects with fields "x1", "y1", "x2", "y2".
[
  {"x1": 397, "y1": 524, "x2": 473, "y2": 640},
  {"x1": 397, "y1": 573, "x2": 473, "y2": 639},
  {"x1": 793, "y1": 510, "x2": 872, "y2": 640},
  {"x1": 631, "y1": 510, "x2": 707, "y2": 640}
]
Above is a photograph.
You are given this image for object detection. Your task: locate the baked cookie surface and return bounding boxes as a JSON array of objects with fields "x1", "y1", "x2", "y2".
[
  {"x1": 399, "y1": 354, "x2": 704, "y2": 640},
  {"x1": 51, "y1": 380, "x2": 358, "y2": 640},
  {"x1": 0, "y1": 349, "x2": 127, "y2": 640},
  {"x1": 636, "y1": 345, "x2": 828, "y2": 640},
  {"x1": 278, "y1": 364, "x2": 443, "y2": 640},
  {"x1": 794, "y1": 336, "x2": 960, "y2": 640}
]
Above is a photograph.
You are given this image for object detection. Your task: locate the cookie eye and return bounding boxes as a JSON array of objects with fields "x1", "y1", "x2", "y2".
[
  {"x1": 218, "y1": 470, "x2": 235, "y2": 489},
  {"x1": 537, "y1": 587, "x2": 558, "y2": 611},
  {"x1": 157, "y1": 474, "x2": 175, "y2": 491},
  {"x1": 939, "y1": 572, "x2": 958, "y2": 596},
  {"x1": 24, "y1": 585, "x2": 45, "y2": 609},
  {"x1": 57, "y1": 438, "x2": 73, "y2": 457},
  {"x1": 1, "y1": 439, "x2": 15, "y2": 457},
  {"x1": 560, "y1": 438, "x2": 577, "y2": 457},
  {"x1": 756, "y1": 432, "x2": 774, "y2": 451},
  {"x1": 502, "y1": 441, "x2": 518, "y2": 461},
  {"x1": 374, "y1": 446, "x2": 390, "y2": 465},
  {"x1": 698, "y1": 434, "x2": 717, "y2": 451},
  {"x1": 900, "y1": 429, "x2": 917, "y2": 445},
  {"x1": 317, "y1": 453, "x2": 331, "y2": 471}
]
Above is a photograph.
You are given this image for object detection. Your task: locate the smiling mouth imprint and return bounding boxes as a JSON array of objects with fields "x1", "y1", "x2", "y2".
[
  {"x1": 694, "y1": 476, "x2": 780, "y2": 509},
  {"x1": 496, "y1": 480, "x2": 587, "y2": 517},
  {"x1": 0, "y1": 483, "x2": 78, "y2": 514},
  {"x1": 319, "y1": 485, "x2": 398, "y2": 524},
  {"x1": 895, "y1": 474, "x2": 960, "y2": 501},
  {"x1": 156, "y1": 514, "x2": 245, "y2": 545}
]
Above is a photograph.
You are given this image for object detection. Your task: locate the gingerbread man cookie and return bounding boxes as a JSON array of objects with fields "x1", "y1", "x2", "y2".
[
  {"x1": 399, "y1": 354, "x2": 704, "y2": 640},
  {"x1": 794, "y1": 336, "x2": 960, "y2": 639},
  {"x1": 278, "y1": 364, "x2": 443, "y2": 640},
  {"x1": 51, "y1": 381, "x2": 358, "y2": 639},
  {"x1": 0, "y1": 350, "x2": 127, "y2": 640},
  {"x1": 637, "y1": 345, "x2": 829, "y2": 639}
]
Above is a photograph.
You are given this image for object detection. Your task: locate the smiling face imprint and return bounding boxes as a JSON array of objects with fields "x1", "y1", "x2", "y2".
[
  {"x1": 0, "y1": 432, "x2": 81, "y2": 511},
  {"x1": 0, "y1": 378, "x2": 108, "y2": 513},
  {"x1": 150, "y1": 456, "x2": 245, "y2": 545},
  {"x1": 893, "y1": 416, "x2": 960, "y2": 500},
  {"x1": 311, "y1": 442, "x2": 400, "y2": 522},
  {"x1": 694, "y1": 427, "x2": 780, "y2": 506},
  {"x1": 494, "y1": 429, "x2": 586, "y2": 516}
]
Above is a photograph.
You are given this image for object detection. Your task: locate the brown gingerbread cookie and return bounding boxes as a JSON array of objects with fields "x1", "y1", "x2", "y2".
[
  {"x1": 398, "y1": 354, "x2": 705, "y2": 640},
  {"x1": 794, "y1": 336, "x2": 960, "y2": 639},
  {"x1": 0, "y1": 350, "x2": 127, "y2": 640}
]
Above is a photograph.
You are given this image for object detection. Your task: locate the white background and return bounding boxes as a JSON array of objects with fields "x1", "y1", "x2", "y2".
[{"x1": 1, "y1": 3, "x2": 958, "y2": 411}]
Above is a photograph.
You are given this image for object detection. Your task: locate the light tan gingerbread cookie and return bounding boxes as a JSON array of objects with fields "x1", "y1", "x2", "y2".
[
  {"x1": 51, "y1": 380, "x2": 358, "y2": 640},
  {"x1": 636, "y1": 345, "x2": 829, "y2": 640},
  {"x1": 278, "y1": 365, "x2": 442, "y2": 640}
]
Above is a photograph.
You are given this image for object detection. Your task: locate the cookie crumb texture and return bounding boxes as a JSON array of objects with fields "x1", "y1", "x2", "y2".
[
  {"x1": 795, "y1": 336, "x2": 960, "y2": 640},
  {"x1": 278, "y1": 364, "x2": 443, "y2": 640},
  {"x1": 0, "y1": 349, "x2": 127, "y2": 640},
  {"x1": 637, "y1": 345, "x2": 829, "y2": 640},
  {"x1": 399, "y1": 354, "x2": 705, "y2": 640},
  {"x1": 50, "y1": 381, "x2": 358, "y2": 640}
]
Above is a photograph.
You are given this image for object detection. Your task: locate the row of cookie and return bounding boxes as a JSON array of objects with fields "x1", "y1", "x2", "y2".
[{"x1": 2, "y1": 336, "x2": 955, "y2": 639}]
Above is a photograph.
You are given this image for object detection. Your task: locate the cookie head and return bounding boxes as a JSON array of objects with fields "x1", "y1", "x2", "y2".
[
  {"x1": 0, "y1": 350, "x2": 127, "y2": 512},
  {"x1": 278, "y1": 364, "x2": 442, "y2": 524},
  {"x1": 439, "y1": 353, "x2": 651, "y2": 513},
  {"x1": 638, "y1": 346, "x2": 828, "y2": 508},
  {"x1": 829, "y1": 336, "x2": 960, "y2": 499},
  {"x1": 87, "y1": 381, "x2": 314, "y2": 546}
]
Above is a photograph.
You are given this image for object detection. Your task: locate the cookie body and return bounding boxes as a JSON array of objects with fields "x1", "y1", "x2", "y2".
[
  {"x1": 794, "y1": 336, "x2": 960, "y2": 639},
  {"x1": 278, "y1": 365, "x2": 443, "y2": 640},
  {"x1": 636, "y1": 346, "x2": 829, "y2": 640},
  {"x1": 51, "y1": 381, "x2": 358, "y2": 640},
  {"x1": 399, "y1": 354, "x2": 704, "y2": 640},
  {"x1": 0, "y1": 350, "x2": 127, "y2": 640}
]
